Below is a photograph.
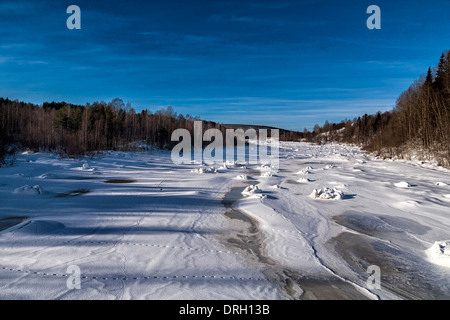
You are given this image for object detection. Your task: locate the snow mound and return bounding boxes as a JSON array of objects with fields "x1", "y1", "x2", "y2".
[
  {"x1": 394, "y1": 181, "x2": 411, "y2": 188},
  {"x1": 38, "y1": 173, "x2": 57, "y2": 179},
  {"x1": 261, "y1": 171, "x2": 273, "y2": 177},
  {"x1": 296, "y1": 170, "x2": 311, "y2": 175},
  {"x1": 225, "y1": 160, "x2": 239, "y2": 167},
  {"x1": 305, "y1": 166, "x2": 313, "y2": 170},
  {"x1": 218, "y1": 164, "x2": 228, "y2": 170},
  {"x1": 444, "y1": 194, "x2": 450, "y2": 199},
  {"x1": 435, "y1": 182, "x2": 448, "y2": 186},
  {"x1": 323, "y1": 164, "x2": 335, "y2": 170},
  {"x1": 297, "y1": 178, "x2": 311, "y2": 183},
  {"x1": 74, "y1": 163, "x2": 96, "y2": 171},
  {"x1": 82, "y1": 163, "x2": 96, "y2": 171},
  {"x1": 398, "y1": 200, "x2": 421, "y2": 208},
  {"x1": 309, "y1": 188, "x2": 344, "y2": 200},
  {"x1": 241, "y1": 185, "x2": 262, "y2": 196},
  {"x1": 13, "y1": 185, "x2": 44, "y2": 195},
  {"x1": 235, "y1": 175, "x2": 248, "y2": 180},
  {"x1": 271, "y1": 184, "x2": 282, "y2": 189},
  {"x1": 257, "y1": 164, "x2": 272, "y2": 171},
  {"x1": 256, "y1": 194, "x2": 267, "y2": 199},
  {"x1": 426, "y1": 241, "x2": 450, "y2": 268},
  {"x1": 191, "y1": 167, "x2": 217, "y2": 174}
]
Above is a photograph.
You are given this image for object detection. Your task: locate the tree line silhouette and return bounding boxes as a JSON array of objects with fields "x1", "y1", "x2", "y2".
[
  {"x1": 0, "y1": 98, "x2": 227, "y2": 163},
  {"x1": 0, "y1": 97, "x2": 302, "y2": 165}
]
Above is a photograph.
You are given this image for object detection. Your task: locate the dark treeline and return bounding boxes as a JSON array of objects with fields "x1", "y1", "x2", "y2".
[
  {"x1": 0, "y1": 97, "x2": 226, "y2": 163},
  {"x1": 307, "y1": 50, "x2": 450, "y2": 167},
  {"x1": 0, "y1": 97, "x2": 302, "y2": 165}
]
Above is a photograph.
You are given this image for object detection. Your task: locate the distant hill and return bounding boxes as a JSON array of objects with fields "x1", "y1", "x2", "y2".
[{"x1": 223, "y1": 124, "x2": 303, "y2": 141}]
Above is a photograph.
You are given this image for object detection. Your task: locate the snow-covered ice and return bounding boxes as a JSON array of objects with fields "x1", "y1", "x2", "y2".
[{"x1": 1, "y1": 142, "x2": 449, "y2": 300}]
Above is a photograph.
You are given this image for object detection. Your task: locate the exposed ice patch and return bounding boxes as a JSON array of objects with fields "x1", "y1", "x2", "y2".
[
  {"x1": 394, "y1": 181, "x2": 411, "y2": 188},
  {"x1": 309, "y1": 188, "x2": 344, "y2": 200},
  {"x1": 426, "y1": 241, "x2": 450, "y2": 268},
  {"x1": 13, "y1": 185, "x2": 44, "y2": 195}
]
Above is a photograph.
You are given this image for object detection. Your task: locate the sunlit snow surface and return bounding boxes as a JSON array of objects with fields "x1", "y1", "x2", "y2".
[{"x1": 0, "y1": 143, "x2": 449, "y2": 299}]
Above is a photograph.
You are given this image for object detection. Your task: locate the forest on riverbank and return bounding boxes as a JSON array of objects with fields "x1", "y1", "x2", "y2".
[{"x1": 307, "y1": 50, "x2": 450, "y2": 167}]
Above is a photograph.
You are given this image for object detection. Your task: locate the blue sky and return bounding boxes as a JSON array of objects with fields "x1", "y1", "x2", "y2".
[{"x1": 1, "y1": 0, "x2": 449, "y2": 130}]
